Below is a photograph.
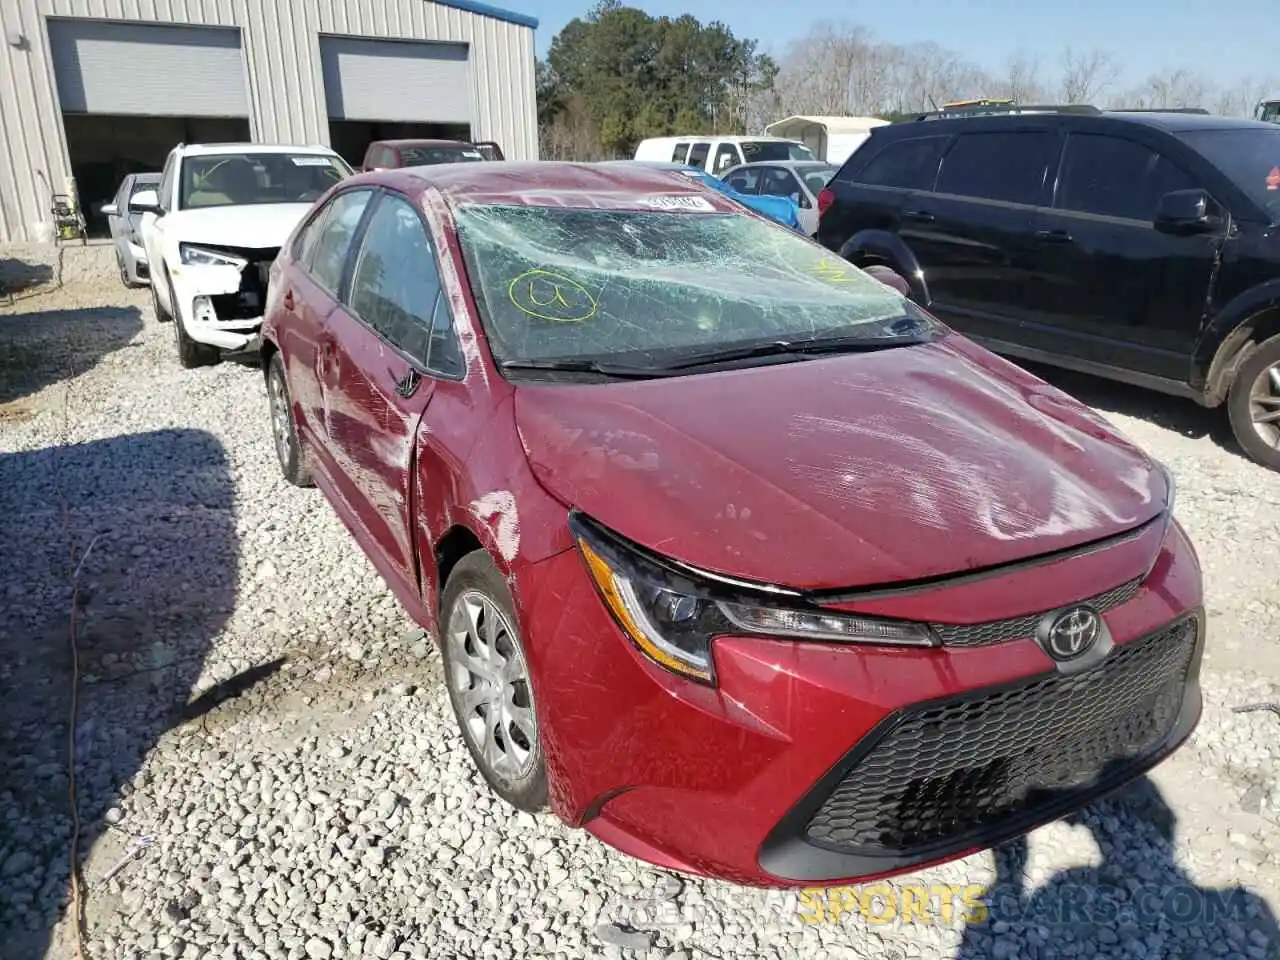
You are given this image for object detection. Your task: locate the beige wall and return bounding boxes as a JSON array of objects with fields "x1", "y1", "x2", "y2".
[{"x1": 0, "y1": 0, "x2": 538, "y2": 241}]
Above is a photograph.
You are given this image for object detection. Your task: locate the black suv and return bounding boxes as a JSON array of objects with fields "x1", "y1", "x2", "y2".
[{"x1": 817, "y1": 106, "x2": 1280, "y2": 470}]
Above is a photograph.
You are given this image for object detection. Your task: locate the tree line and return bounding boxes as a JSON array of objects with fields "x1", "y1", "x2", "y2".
[{"x1": 537, "y1": 5, "x2": 1279, "y2": 160}]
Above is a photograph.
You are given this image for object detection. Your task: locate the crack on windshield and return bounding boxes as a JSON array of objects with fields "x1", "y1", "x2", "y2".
[{"x1": 454, "y1": 203, "x2": 917, "y2": 366}]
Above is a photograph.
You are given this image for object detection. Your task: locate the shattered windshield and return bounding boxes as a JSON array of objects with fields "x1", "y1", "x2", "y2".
[{"x1": 453, "y1": 203, "x2": 931, "y2": 370}]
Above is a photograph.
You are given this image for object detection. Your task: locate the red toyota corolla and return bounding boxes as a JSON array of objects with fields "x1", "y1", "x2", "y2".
[{"x1": 259, "y1": 161, "x2": 1204, "y2": 887}]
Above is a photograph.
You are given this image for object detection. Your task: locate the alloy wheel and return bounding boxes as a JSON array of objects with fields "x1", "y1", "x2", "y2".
[
  {"x1": 268, "y1": 365, "x2": 293, "y2": 469},
  {"x1": 1248, "y1": 360, "x2": 1280, "y2": 450},
  {"x1": 445, "y1": 590, "x2": 537, "y2": 781}
]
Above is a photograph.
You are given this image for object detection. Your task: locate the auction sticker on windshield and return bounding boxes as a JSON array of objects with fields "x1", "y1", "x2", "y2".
[
  {"x1": 635, "y1": 195, "x2": 716, "y2": 211},
  {"x1": 292, "y1": 156, "x2": 334, "y2": 166}
]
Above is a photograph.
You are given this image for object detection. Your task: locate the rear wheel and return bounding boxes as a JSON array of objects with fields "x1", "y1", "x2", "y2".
[
  {"x1": 117, "y1": 252, "x2": 134, "y2": 288},
  {"x1": 1227, "y1": 332, "x2": 1280, "y2": 472},
  {"x1": 440, "y1": 552, "x2": 548, "y2": 812},
  {"x1": 169, "y1": 276, "x2": 219, "y2": 369},
  {"x1": 265, "y1": 352, "x2": 313, "y2": 487}
]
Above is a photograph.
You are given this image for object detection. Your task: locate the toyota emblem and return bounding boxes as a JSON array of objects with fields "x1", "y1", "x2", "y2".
[{"x1": 1043, "y1": 605, "x2": 1101, "y2": 660}]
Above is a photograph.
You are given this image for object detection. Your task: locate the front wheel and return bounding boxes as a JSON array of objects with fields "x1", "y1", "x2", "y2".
[
  {"x1": 1227, "y1": 332, "x2": 1280, "y2": 472},
  {"x1": 440, "y1": 552, "x2": 548, "y2": 812}
]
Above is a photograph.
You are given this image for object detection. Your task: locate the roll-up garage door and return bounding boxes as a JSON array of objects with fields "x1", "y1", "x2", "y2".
[
  {"x1": 48, "y1": 19, "x2": 249, "y2": 117},
  {"x1": 320, "y1": 36, "x2": 471, "y2": 125}
]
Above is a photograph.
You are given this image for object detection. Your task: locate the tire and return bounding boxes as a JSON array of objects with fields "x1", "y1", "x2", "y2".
[
  {"x1": 265, "y1": 352, "x2": 314, "y2": 487},
  {"x1": 150, "y1": 276, "x2": 171, "y2": 323},
  {"x1": 117, "y1": 253, "x2": 134, "y2": 289},
  {"x1": 1227, "y1": 332, "x2": 1280, "y2": 472},
  {"x1": 168, "y1": 276, "x2": 220, "y2": 368},
  {"x1": 440, "y1": 552, "x2": 548, "y2": 812},
  {"x1": 861, "y1": 263, "x2": 913, "y2": 299}
]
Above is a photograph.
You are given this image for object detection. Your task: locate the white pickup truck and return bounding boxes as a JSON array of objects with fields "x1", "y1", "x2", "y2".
[{"x1": 134, "y1": 142, "x2": 351, "y2": 368}]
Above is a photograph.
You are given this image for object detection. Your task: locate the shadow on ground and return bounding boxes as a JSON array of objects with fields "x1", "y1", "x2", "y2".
[
  {"x1": 957, "y1": 777, "x2": 1278, "y2": 959},
  {"x1": 1023, "y1": 361, "x2": 1243, "y2": 458},
  {"x1": 0, "y1": 258, "x2": 55, "y2": 298},
  {"x1": 0, "y1": 427, "x2": 238, "y2": 959},
  {"x1": 0, "y1": 306, "x2": 144, "y2": 409}
]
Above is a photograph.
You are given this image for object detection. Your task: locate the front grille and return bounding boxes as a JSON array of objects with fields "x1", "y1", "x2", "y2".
[
  {"x1": 804, "y1": 617, "x2": 1197, "y2": 856},
  {"x1": 931, "y1": 577, "x2": 1142, "y2": 647}
]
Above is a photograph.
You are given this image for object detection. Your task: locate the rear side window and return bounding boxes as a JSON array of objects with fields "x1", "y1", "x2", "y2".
[
  {"x1": 688, "y1": 142, "x2": 710, "y2": 169},
  {"x1": 308, "y1": 189, "x2": 373, "y2": 294},
  {"x1": 854, "y1": 136, "x2": 948, "y2": 190},
  {"x1": 1056, "y1": 134, "x2": 1199, "y2": 221},
  {"x1": 725, "y1": 169, "x2": 760, "y2": 193},
  {"x1": 671, "y1": 142, "x2": 690, "y2": 163},
  {"x1": 937, "y1": 131, "x2": 1054, "y2": 205}
]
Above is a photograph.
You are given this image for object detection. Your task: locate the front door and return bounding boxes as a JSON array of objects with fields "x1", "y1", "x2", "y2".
[
  {"x1": 316, "y1": 190, "x2": 454, "y2": 603},
  {"x1": 1024, "y1": 131, "x2": 1220, "y2": 380}
]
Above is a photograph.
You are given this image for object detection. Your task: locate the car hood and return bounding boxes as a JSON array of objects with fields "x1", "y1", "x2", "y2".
[
  {"x1": 164, "y1": 203, "x2": 313, "y2": 249},
  {"x1": 514, "y1": 335, "x2": 1167, "y2": 591}
]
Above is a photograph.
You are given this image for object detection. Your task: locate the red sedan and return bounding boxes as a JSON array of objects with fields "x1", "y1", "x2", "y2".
[{"x1": 259, "y1": 162, "x2": 1204, "y2": 887}]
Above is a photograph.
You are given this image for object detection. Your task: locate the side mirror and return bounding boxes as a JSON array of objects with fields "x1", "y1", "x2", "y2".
[
  {"x1": 101, "y1": 202, "x2": 119, "y2": 216},
  {"x1": 129, "y1": 189, "x2": 161, "y2": 214},
  {"x1": 1154, "y1": 189, "x2": 1222, "y2": 234}
]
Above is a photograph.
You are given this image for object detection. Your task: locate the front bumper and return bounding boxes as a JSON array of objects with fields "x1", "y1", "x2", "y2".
[
  {"x1": 517, "y1": 519, "x2": 1204, "y2": 887},
  {"x1": 170, "y1": 265, "x2": 264, "y2": 351}
]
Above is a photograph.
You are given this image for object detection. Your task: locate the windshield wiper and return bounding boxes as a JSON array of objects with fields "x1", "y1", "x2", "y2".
[
  {"x1": 659, "y1": 334, "x2": 918, "y2": 371},
  {"x1": 499, "y1": 358, "x2": 663, "y2": 379}
]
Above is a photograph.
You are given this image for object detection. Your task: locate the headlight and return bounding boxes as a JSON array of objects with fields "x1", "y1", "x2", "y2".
[
  {"x1": 180, "y1": 244, "x2": 247, "y2": 269},
  {"x1": 570, "y1": 513, "x2": 936, "y2": 685}
]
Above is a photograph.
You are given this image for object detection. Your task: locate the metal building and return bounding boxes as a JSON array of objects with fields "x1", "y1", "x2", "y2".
[{"x1": 0, "y1": 0, "x2": 539, "y2": 242}]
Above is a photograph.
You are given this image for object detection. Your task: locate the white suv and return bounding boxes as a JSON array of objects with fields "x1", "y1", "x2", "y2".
[{"x1": 133, "y1": 142, "x2": 351, "y2": 367}]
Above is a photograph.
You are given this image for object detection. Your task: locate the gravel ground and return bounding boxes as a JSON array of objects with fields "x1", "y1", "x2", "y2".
[{"x1": 1, "y1": 245, "x2": 1277, "y2": 960}]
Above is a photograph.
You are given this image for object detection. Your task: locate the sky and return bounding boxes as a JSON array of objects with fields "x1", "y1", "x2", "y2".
[{"x1": 521, "y1": 0, "x2": 1277, "y2": 95}]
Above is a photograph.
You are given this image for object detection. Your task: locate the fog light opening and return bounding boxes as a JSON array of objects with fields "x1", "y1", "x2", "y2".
[{"x1": 192, "y1": 296, "x2": 218, "y2": 324}]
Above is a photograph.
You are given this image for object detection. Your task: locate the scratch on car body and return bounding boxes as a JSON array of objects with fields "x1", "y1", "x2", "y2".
[{"x1": 471, "y1": 490, "x2": 521, "y2": 562}]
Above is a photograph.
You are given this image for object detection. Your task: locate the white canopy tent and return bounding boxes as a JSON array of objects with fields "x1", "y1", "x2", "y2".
[{"x1": 764, "y1": 115, "x2": 890, "y2": 165}]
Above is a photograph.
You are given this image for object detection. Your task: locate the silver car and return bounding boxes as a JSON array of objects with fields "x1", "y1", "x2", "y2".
[
  {"x1": 722, "y1": 160, "x2": 838, "y2": 236},
  {"x1": 101, "y1": 172, "x2": 161, "y2": 287}
]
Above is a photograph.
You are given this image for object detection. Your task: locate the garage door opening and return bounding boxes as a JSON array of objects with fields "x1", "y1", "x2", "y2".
[
  {"x1": 321, "y1": 36, "x2": 475, "y2": 168},
  {"x1": 328, "y1": 120, "x2": 472, "y2": 168},
  {"x1": 64, "y1": 115, "x2": 251, "y2": 238},
  {"x1": 48, "y1": 18, "x2": 251, "y2": 238}
]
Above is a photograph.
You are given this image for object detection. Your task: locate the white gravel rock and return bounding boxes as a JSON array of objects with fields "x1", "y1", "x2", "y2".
[{"x1": 0, "y1": 247, "x2": 1277, "y2": 960}]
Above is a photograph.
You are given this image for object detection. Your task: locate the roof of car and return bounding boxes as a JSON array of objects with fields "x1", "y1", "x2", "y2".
[
  {"x1": 729, "y1": 160, "x2": 836, "y2": 169},
  {"x1": 353, "y1": 161, "x2": 744, "y2": 212},
  {"x1": 1102, "y1": 111, "x2": 1277, "y2": 133},
  {"x1": 374, "y1": 139, "x2": 477, "y2": 149},
  {"x1": 181, "y1": 142, "x2": 336, "y2": 156}
]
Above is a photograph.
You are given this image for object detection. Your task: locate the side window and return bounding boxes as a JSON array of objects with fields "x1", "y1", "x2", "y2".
[
  {"x1": 348, "y1": 194, "x2": 443, "y2": 365},
  {"x1": 712, "y1": 143, "x2": 740, "y2": 176},
  {"x1": 382, "y1": 147, "x2": 400, "y2": 169},
  {"x1": 671, "y1": 142, "x2": 690, "y2": 163},
  {"x1": 1057, "y1": 134, "x2": 1199, "y2": 221},
  {"x1": 308, "y1": 189, "x2": 373, "y2": 294},
  {"x1": 936, "y1": 131, "x2": 1054, "y2": 205},
  {"x1": 427, "y1": 289, "x2": 465, "y2": 376},
  {"x1": 158, "y1": 152, "x2": 177, "y2": 211},
  {"x1": 291, "y1": 202, "x2": 332, "y2": 268},
  {"x1": 760, "y1": 168, "x2": 805, "y2": 206},
  {"x1": 854, "y1": 136, "x2": 948, "y2": 190},
  {"x1": 687, "y1": 141, "x2": 710, "y2": 170},
  {"x1": 725, "y1": 169, "x2": 760, "y2": 194}
]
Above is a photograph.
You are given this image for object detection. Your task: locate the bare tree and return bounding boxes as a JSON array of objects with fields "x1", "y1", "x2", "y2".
[
  {"x1": 1059, "y1": 47, "x2": 1120, "y2": 104},
  {"x1": 1115, "y1": 68, "x2": 1213, "y2": 111},
  {"x1": 996, "y1": 50, "x2": 1044, "y2": 104}
]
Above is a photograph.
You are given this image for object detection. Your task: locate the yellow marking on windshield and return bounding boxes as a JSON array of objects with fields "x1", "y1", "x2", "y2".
[{"x1": 508, "y1": 269, "x2": 598, "y2": 322}]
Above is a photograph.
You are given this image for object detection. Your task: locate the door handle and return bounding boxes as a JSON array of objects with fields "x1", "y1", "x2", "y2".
[
  {"x1": 1034, "y1": 229, "x2": 1073, "y2": 243},
  {"x1": 903, "y1": 209, "x2": 935, "y2": 223},
  {"x1": 283, "y1": 288, "x2": 295, "y2": 311}
]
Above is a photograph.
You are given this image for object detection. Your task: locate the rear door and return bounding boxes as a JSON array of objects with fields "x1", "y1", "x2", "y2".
[
  {"x1": 905, "y1": 126, "x2": 1056, "y2": 340},
  {"x1": 280, "y1": 188, "x2": 376, "y2": 457},
  {"x1": 318, "y1": 189, "x2": 462, "y2": 602},
  {"x1": 817, "y1": 133, "x2": 948, "y2": 255},
  {"x1": 1025, "y1": 130, "x2": 1219, "y2": 379}
]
